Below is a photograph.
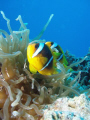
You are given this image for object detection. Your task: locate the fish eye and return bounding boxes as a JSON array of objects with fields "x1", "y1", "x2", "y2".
[
  {"x1": 35, "y1": 43, "x2": 39, "y2": 48},
  {"x1": 51, "y1": 42, "x2": 54, "y2": 45}
]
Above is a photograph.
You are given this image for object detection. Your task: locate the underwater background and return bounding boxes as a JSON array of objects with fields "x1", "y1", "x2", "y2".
[{"x1": 0, "y1": 0, "x2": 90, "y2": 57}]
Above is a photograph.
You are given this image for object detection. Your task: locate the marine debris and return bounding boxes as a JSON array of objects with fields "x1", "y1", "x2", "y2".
[{"x1": 0, "y1": 11, "x2": 90, "y2": 120}]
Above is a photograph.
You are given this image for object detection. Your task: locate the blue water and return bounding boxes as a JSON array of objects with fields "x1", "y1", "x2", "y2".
[{"x1": 0, "y1": 0, "x2": 90, "y2": 57}]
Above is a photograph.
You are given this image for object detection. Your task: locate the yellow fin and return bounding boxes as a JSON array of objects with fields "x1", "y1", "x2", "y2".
[
  {"x1": 63, "y1": 55, "x2": 68, "y2": 65},
  {"x1": 29, "y1": 64, "x2": 37, "y2": 74}
]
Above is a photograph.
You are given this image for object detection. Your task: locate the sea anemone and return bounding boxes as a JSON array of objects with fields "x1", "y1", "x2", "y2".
[{"x1": 0, "y1": 11, "x2": 90, "y2": 120}]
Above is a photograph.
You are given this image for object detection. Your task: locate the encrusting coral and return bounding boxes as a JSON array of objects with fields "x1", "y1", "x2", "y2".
[{"x1": 0, "y1": 11, "x2": 90, "y2": 120}]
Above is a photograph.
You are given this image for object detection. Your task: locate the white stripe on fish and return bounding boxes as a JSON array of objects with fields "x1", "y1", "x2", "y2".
[
  {"x1": 40, "y1": 56, "x2": 53, "y2": 71},
  {"x1": 32, "y1": 43, "x2": 44, "y2": 58},
  {"x1": 57, "y1": 54, "x2": 63, "y2": 61},
  {"x1": 51, "y1": 42, "x2": 58, "y2": 49}
]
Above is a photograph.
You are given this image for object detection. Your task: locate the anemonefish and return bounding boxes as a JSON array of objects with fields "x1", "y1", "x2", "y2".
[
  {"x1": 45, "y1": 41, "x2": 68, "y2": 67},
  {"x1": 27, "y1": 42, "x2": 58, "y2": 75}
]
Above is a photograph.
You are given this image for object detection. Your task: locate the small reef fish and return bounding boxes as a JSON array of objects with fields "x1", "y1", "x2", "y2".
[
  {"x1": 45, "y1": 41, "x2": 68, "y2": 67},
  {"x1": 27, "y1": 42, "x2": 58, "y2": 75}
]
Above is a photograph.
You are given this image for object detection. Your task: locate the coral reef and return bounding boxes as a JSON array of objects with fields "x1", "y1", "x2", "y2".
[
  {"x1": 0, "y1": 11, "x2": 90, "y2": 120},
  {"x1": 41, "y1": 94, "x2": 90, "y2": 120}
]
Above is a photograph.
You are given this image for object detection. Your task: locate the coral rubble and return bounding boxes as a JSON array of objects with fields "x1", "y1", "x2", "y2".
[{"x1": 41, "y1": 94, "x2": 90, "y2": 120}]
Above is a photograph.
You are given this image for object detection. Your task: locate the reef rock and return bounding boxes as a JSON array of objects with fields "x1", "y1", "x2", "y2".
[{"x1": 41, "y1": 94, "x2": 90, "y2": 120}]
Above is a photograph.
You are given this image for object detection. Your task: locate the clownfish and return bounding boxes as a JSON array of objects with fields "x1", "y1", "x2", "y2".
[
  {"x1": 27, "y1": 42, "x2": 58, "y2": 75},
  {"x1": 45, "y1": 41, "x2": 68, "y2": 67}
]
